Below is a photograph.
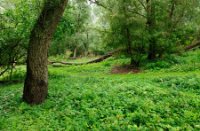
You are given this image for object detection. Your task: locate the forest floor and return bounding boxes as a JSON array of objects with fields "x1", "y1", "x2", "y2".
[{"x1": 0, "y1": 50, "x2": 200, "y2": 130}]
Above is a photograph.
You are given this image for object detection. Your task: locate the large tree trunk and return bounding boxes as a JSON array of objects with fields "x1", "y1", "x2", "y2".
[{"x1": 23, "y1": 0, "x2": 68, "y2": 104}]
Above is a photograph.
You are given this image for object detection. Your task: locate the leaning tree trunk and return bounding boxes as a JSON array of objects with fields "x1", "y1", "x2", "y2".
[{"x1": 23, "y1": 0, "x2": 68, "y2": 104}]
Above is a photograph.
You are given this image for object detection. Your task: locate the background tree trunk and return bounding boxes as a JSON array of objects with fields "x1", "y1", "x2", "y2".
[
  {"x1": 146, "y1": 0, "x2": 157, "y2": 60},
  {"x1": 73, "y1": 47, "x2": 77, "y2": 59},
  {"x1": 23, "y1": 0, "x2": 68, "y2": 104}
]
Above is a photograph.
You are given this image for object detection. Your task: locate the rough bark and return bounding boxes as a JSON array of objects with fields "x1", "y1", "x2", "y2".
[{"x1": 23, "y1": 0, "x2": 68, "y2": 104}]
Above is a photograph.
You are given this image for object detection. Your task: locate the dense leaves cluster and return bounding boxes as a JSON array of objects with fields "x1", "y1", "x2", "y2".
[
  {"x1": 0, "y1": 0, "x2": 42, "y2": 76},
  {"x1": 95, "y1": 0, "x2": 200, "y2": 65}
]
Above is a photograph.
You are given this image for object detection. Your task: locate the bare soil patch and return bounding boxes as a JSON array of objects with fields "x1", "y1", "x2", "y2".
[{"x1": 111, "y1": 65, "x2": 141, "y2": 74}]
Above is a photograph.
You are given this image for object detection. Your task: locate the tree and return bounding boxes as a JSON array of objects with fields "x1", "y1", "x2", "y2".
[
  {"x1": 93, "y1": 0, "x2": 200, "y2": 66},
  {"x1": 94, "y1": 0, "x2": 147, "y2": 67},
  {"x1": 23, "y1": 0, "x2": 68, "y2": 104}
]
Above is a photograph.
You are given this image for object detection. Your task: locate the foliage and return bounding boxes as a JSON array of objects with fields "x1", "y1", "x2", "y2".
[
  {"x1": 0, "y1": 0, "x2": 42, "y2": 76},
  {"x1": 49, "y1": 0, "x2": 91, "y2": 57},
  {"x1": 0, "y1": 0, "x2": 200, "y2": 128},
  {"x1": 95, "y1": 0, "x2": 200, "y2": 65},
  {"x1": 155, "y1": 75, "x2": 200, "y2": 91}
]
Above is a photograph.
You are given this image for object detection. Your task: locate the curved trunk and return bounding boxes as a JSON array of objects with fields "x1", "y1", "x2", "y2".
[{"x1": 23, "y1": 0, "x2": 68, "y2": 104}]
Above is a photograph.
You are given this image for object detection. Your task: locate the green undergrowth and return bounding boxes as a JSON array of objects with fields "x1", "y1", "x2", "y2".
[{"x1": 0, "y1": 50, "x2": 200, "y2": 130}]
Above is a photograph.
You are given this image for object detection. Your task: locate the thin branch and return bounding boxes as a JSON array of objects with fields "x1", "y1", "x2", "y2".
[
  {"x1": 137, "y1": 0, "x2": 147, "y2": 11},
  {"x1": 0, "y1": 66, "x2": 9, "y2": 76},
  {"x1": 88, "y1": 0, "x2": 112, "y2": 11},
  {"x1": 128, "y1": 9, "x2": 146, "y2": 18}
]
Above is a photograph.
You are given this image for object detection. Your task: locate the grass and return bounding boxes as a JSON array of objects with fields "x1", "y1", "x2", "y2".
[{"x1": 0, "y1": 50, "x2": 200, "y2": 130}]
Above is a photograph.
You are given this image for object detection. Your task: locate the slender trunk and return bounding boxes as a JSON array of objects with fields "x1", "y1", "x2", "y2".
[
  {"x1": 85, "y1": 31, "x2": 89, "y2": 56},
  {"x1": 126, "y1": 28, "x2": 132, "y2": 56},
  {"x1": 146, "y1": 0, "x2": 156, "y2": 60},
  {"x1": 126, "y1": 28, "x2": 136, "y2": 66},
  {"x1": 73, "y1": 47, "x2": 77, "y2": 59},
  {"x1": 148, "y1": 41, "x2": 156, "y2": 60},
  {"x1": 169, "y1": 0, "x2": 175, "y2": 21},
  {"x1": 23, "y1": 0, "x2": 68, "y2": 104},
  {"x1": 131, "y1": 58, "x2": 140, "y2": 68},
  {"x1": 167, "y1": 0, "x2": 176, "y2": 32}
]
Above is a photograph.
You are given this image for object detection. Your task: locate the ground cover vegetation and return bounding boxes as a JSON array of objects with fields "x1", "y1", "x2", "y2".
[
  {"x1": 0, "y1": 50, "x2": 200, "y2": 130},
  {"x1": 0, "y1": 0, "x2": 200, "y2": 130}
]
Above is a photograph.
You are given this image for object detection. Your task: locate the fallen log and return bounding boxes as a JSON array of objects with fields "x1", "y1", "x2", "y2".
[
  {"x1": 185, "y1": 40, "x2": 200, "y2": 51},
  {"x1": 49, "y1": 49, "x2": 121, "y2": 66},
  {"x1": 0, "y1": 80, "x2": 23, "y2": 85}
]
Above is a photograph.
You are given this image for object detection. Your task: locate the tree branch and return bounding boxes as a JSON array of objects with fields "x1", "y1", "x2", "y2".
[{"x1": 88, "y1": 0, "x2": 112, "y2": 11}]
